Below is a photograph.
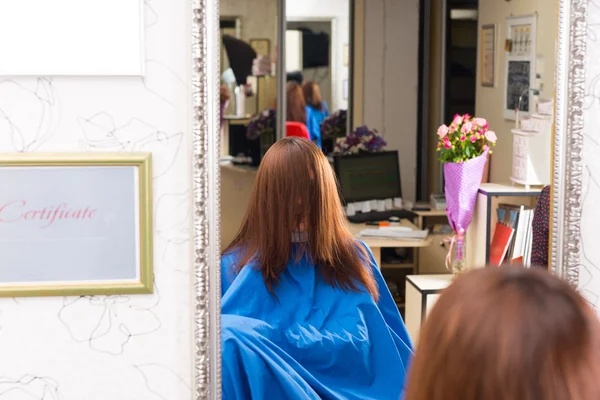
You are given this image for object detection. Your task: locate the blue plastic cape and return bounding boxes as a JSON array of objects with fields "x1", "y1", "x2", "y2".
[{"x1": 221, "y1": 242, "x2": 413, "y2": 399}]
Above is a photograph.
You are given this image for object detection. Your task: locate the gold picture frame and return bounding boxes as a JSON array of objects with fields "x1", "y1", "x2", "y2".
[
  {"x1": 0, "y1": 152, "x2": 153, "y2": 297},
  {"x1": 249, "y1": 38, "x2": 271, "y2": 57},
  {"x1": 480, "y1": 24, "x2": 496, "y2": 87}
]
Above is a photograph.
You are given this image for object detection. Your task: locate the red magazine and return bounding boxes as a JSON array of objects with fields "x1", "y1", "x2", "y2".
[
  {"x1": 511, "y1": 256, "x2": 524, "y2": 265},
  {"x1": 490, "y1": 223, "x2": 515, "y2": 266}
]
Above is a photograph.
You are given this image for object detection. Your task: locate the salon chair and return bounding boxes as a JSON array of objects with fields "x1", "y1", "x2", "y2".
[{"x1": 286, "y1": 122, "x2": 310, "y2": 140}]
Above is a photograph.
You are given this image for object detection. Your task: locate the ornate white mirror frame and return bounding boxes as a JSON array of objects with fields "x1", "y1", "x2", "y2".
[
  {"x1": 551, "y1": 0, "x2": 586, "y2": 285},
  {"x1": 553, "y1": 0, "x2": 600, "y2": 308},
  {"x1": 192, "y1": 0, "x2": 222, "y2": 398}
]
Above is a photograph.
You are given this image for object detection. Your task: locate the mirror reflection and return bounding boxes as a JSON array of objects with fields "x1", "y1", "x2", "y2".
[
  {"x1": 285, "y1": 10, "x2": 349, "y2": 153},
  {"x1": 219, "y1": 3, "x2": 278, "y2": 168},
  {"x1": 219, "y1": 0, "x2": 279, "y2": 250},
  {"x1": 218, "y1": 0, "x2": 559, "y2": 398}
]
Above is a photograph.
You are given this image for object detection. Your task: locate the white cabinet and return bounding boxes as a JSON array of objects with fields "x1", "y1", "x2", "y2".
[
  {"x1": 511, "y1": 113, "x2": 552, "y2": 188},
  {"x1": 405, "y1": 275, "x2": 453, "y2": 343}
]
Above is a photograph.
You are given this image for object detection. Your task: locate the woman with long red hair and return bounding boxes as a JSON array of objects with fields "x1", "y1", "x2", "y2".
[
  {"x1": 221, "y1": 137, "x2": 412, "y2": 399},
  {"x1": 405, "y1": 266, "x2": 600, "y2": 400},
  {"x1": 286, "y1": 81, "x2": 307, "y2": 125},
  {"x1": 303, "y1": 80, "x2": 329, "y2": 148}
]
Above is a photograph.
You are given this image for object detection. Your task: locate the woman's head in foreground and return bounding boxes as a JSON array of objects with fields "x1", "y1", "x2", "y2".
[
  {"x1": 405, "y1": 266, "x2": 600, "y2": 400},
  {"x1": 224, "y1": 137, "x2": 377, "y2": 299}
]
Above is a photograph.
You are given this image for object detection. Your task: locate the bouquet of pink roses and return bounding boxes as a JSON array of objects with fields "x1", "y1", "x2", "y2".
[{"x1": 437, "y1": 114, "x2": 497, "y2": 273}]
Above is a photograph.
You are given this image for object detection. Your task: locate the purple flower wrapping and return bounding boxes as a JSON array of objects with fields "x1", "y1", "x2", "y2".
[
  {"x1": 444, "y1": 150, "x2": 488, "y2": 236},
  {"x1": 334, "y1": 125, "x2": 386, "y2": 154},
  {"x1": 321, "y1": 109, "x2": 347, "y2": 139},
  {"x1": 246, "y1": 109, "x2": 276, "y2": 140}
]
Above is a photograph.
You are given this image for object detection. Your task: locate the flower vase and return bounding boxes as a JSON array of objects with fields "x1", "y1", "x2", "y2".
[
  {"x1": 448, "y1": 234, "x2": 467, "y2": 276},
  {"x1": 444, "y1": 151, "x2": 488, "y2": 276}
]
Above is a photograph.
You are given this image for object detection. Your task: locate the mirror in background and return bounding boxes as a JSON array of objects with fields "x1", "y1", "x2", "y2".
[
  {"x1": 219, "y1": 1, "x2": 279, "y2": 249},
  {"x1": 286, "y1": 2, "x2": 350, "y2": 155},
  {"x1": 219, "y1": 1, "x2": 355, "y2": 250},
  {"x1": 219, "y1": 5, "x2": 278, "y2": 167}
]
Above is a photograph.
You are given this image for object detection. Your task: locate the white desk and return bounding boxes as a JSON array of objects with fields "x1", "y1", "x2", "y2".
[
  {"x1": 405, "y1": 274, "x2": 453, "y2": 343},
  {"x1": 348, "y1": 221, "x2": 432, "y2": 267}
]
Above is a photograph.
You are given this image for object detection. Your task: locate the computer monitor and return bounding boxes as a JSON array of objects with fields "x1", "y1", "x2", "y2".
[{"x1": 333, "y1": 151, "x2": 402, "y2": 204}]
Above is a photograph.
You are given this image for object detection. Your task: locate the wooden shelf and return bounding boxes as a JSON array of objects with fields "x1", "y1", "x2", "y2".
[
  {"x1": 414, "y1": 210, "x2": 447, "y2": 217},
  {"x1": 381, "y1": 263, "x2": 414, "y2": 270},
  {"x1": 466, "y1": 183, "x2": 542, "y2": 266}
]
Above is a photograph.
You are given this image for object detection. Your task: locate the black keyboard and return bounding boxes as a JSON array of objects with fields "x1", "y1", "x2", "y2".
[{"x1": 347, "y1": 209, "x2": 417, "y2": 224}]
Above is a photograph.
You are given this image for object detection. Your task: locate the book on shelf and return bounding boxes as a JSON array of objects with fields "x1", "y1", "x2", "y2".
[
  {"x1": 511, "y1": 256, "x2": 524, "y2": 265},
  {"x1": 490, "y1": 223, "x2": 514, "y2": 266},
  {"x1": 493, "y1": 204, "x2": 535, "y2": 267},
  {"x1": 496, "y1": 203, "x2": 521, "y2": 260}
]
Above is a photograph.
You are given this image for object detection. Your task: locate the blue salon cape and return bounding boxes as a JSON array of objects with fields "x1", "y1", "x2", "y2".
[
  {"x1": 306, "y1": 102, "x2": 329, "y2": 148},
  {"x1": 221, "y1": 242, "x2": 413, "y2": 399}
]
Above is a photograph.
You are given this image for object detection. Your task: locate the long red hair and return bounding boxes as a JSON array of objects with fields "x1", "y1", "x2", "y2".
[
  {"x1": 303, "y1": 80, "x2": 324, "y2": 111},
  {"x1": 405, "y1": 267, "x2": 600, "y2": 400},
  {"x1": 286, "y1": 81, "x2": 307, "y2": 124},
  {"x1": 223, "y1": 137, "x2": 378, "y2": 300}
]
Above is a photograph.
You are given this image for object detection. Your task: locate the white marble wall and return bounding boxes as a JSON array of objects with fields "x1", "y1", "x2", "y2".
[
  {"x1": 579, "y1": 0, "x2": 600, "y2": 312},
  {"x1": 0, "y1": 1, "x2": 193, "y2": 399}
]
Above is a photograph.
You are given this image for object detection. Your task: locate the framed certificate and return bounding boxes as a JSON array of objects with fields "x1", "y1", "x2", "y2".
[{"x1": 0, "y1": 152, "x2": 153, "y2": 297}]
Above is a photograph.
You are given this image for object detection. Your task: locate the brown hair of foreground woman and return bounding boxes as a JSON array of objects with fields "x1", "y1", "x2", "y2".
[
  {"x1": 222, "y1": 137, "x2": 378, "y2": 300},
  {"x1": 405, "y1": 266, "x2": 600, "y2": 400}
]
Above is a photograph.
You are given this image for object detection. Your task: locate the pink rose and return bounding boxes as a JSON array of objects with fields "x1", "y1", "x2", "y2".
[
  {"x1": 474, "y1": 117, "x2": 487, "y2": 127},
  {"x1": 463, "y1": 114, "x2": 471, "y2": 120},
  {"x1": 437, "y1": 124, "x2": 449, "y2": 138},
  {"x1": 461, "y1": 121, "x2": 473, "y2": 134},
  {"x1": 452, "y1": 114, "x2": 463, "y2": 126},
  {"x1": 485, "y1": 130, "x2": 497, "y2": 143},
  {"x1": 470, "y1": 135, "x2": 477, "y2": 143},
  {"x1": 444, "y1": 140, "x2": 451, "y2": 149},
  {"x1": 460, "y1": 135, "x2": 466, "y2": 142}
]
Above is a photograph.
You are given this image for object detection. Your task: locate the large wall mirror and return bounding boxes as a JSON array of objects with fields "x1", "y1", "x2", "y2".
[{"x1": 192, "y1": 0, "x2": 599, "y2": 398}]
